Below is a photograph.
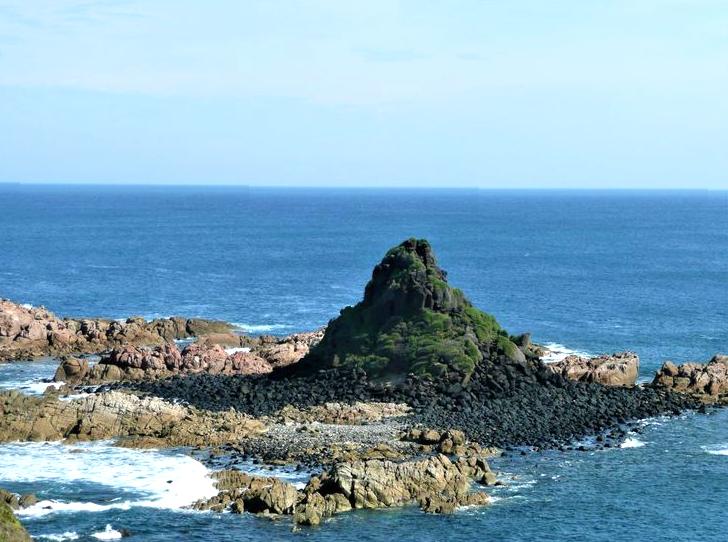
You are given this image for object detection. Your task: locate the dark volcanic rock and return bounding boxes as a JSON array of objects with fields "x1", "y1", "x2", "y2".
[
  {"x1": 295, "y1": 238, "x2": 521, "y2": 379},
  {"x1": 116, "y1": 239, "x2": 697, "y2": 451}
]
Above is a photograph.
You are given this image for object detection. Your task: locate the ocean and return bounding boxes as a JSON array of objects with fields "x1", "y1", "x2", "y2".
[{"x1": 1, "y1": 185, "x2": 727, "y2": 541}]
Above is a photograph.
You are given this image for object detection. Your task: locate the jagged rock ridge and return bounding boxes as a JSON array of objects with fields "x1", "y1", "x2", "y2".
[{"x1": 298, "y1": 238, "x2": 520, "y2": 378}]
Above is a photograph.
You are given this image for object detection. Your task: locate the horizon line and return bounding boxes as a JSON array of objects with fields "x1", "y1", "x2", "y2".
[{"x1": 0, "y1": 181, "x2": 726, "y2": 192}]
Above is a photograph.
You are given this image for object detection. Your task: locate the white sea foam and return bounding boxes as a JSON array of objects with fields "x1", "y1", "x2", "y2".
[
  {"x1": 92, "y1": 525, "x2": 123, "y2": 540},
  {"x1": 620, "y1": 437, "x2": 646, "y2": 449},
  {"x1": 231, "y1": 323, "x2": 288, "y2": 334},
  {"x1": 540, "y1": 342, "x2": 591, "y2": 364},
  {"x1": 224, "y1": 347, "x2": 251, "y2": 355},
  {"x1": 0, "y1": 357, "x2": 64, "y2": 395},
  {"x1": 36, "y1": 532, "x2": 80, "y2": 541},
  {"x1": 230, "y1": 460, "x2": 316, "y2": 488},
  {"x1": 703, "y1": 445, "x2": 728, "y2": 456},
  {"x1": 20, "y1": 303, "x2": 34, "y2": 309},
  {"x1": 58, "y1": 392, "x2": 93, "y2": 402},
  {"x1": 0, "y1": 379, "x2": 63, "y2": 395},
  {"x1": 2, "y1": 441, "x2": 217, "y2": 518}
]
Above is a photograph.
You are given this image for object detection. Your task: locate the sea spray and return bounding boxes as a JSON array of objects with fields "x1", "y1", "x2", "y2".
[{"x1": 1, "y1": 441, "x2": 217, "y2": 517}]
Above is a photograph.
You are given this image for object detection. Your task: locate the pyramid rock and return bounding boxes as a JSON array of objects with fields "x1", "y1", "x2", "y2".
[{"x1": 299, "y1": 239, "x2": 520, "y2": 378}]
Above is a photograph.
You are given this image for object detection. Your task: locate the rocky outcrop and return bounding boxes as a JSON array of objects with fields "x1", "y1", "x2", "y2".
[
  {"x1": 0, "y1": 299, "x2": 232, "y2": 362},
  {"x1": 296, "y1": 238, "x2": 522, "y2": 379},
  {"x1": 252, "y1": 331, "x2": 325, "y2": 368},
  {"x1": 0, "y1": 500, "x2": 31, "y2": 542},
  {"x1": 0, "y1": 489, "x2": 34, "y2": 542},
  {"x1": 0, "y1": 390, "x2": 265, "y2": 447},
  {"x1": 295, "y1": 453, "x2": 493, "y2": 525},
  {"x1": 402, "y1": 427, "x2": 499, "y2": 464},
  {"x1": 194, "y1": 471, "x2": 300, "y2": 515},
  {"x1": 195, "y1": 453, "x2": 494, "y2": 526},
  {"x1": 546, "y1": 352, "x2": 639, "y2": 387},
  {"x1": 53, "y1": 356, "x2": 91, "y2": 386},
  {"x1": 58, "y1": 330, "x2": 325, "y2": 384},
  {"x1": 652, "y1": 355, "x2": 728, "y2": 404},
  {"x1": 0, "y1": 490, "x2": 37, "y2": 512}
]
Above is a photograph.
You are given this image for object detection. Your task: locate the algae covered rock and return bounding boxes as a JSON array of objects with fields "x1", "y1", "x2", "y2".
[
  {"x1": 299, "y1": 238, "x2": 519, "y2": 379},
  {"x1": 0, "y1": 501, "x2": 31, "y2": 542}
]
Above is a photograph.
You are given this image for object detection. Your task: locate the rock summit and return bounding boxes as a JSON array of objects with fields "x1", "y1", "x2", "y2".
[{"x1": 298, "y1": 238, "x2": 521, "y2": 379}]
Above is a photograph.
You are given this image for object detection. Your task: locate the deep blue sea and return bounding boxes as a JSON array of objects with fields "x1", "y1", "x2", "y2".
[{"x1": 0, "y1": 185, "x2": 727, "y2": 541}]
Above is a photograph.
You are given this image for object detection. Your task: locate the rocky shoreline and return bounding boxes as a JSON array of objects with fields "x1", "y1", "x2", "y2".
[
  {"x1": 0, "y1": 298, "x2": 232, "y2": 362},
  {"x1": 1, "y1": 239, "x2": 726, "y2": 528}
]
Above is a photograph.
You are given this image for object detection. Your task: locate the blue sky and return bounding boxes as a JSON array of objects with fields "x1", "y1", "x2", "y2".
[{"x1": 0, "y1": 1, "x2": 726, "y2": 188}]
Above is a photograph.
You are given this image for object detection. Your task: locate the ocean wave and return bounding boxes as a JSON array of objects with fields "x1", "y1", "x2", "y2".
[
  {"x1": 702, "y1": 445, "x2": 728, "y2": 456},
  {"x1": 224, "y1": 347, "x2": 251, "y2": 355},
  {"x1": 539, "y1": 343, "x2": 591, "y2": 364},
  {"x1": 0, "y1": 380, "x2": 63, "y2": 395},
  {"x1": 2, "y1": 441, "x2": 217, "y2": 517},
  {"x1": 92, "y1": 525, "x2": 123, "y2": 540},
  {"x1": 230, "y1": 322, "x2": 289, "y2": 333},
  {"x1": 36, "y1": 533, "x2": 80, "y2": 541},
  {"x1": 620, "y1": 437, "x2": 646, "y2": 449},
  {"x1": 231, "y1": 461, "x2": 315, "y2": 488},
  {"x1": 0, "y1": 357, "x2": 67, "y2": 396},
  {"x1": 21, "y1": 500, "x2": 132, "y2": 517}
]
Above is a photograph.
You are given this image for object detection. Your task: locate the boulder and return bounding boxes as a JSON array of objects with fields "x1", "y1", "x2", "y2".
[
  {"x1": 53, "y1": 357, "x2": 90, "y2": 385},
  {"x1": 227, "y1": 351, "x2": 273, "y2": 375},
  {"x1": 245, "y1": 479, "x2": 299, "y2": 515},
  {"x1": 652, "y1": 354, "x2": 728, "y2": 404},
  {"x1": 0, "y1": 489, "x2": 37, "y2": 511},
  {"x1": 194, "y1": 471, "x2": 300, "y2": 516},
  {"x1": 256, "y1": 330, "x2": 324, "y2": 368},
  {"x1": 185, "y1": 319, "x2": 233, "y2": 337},
  {"x1": 91, "y1": 343, "x2": 183, "y2": 379},
  {"x1": 545, "y1": 352, "x2": 639, "y2": 387},
  {"x1": 195, "y1": 333, "x2": 244, "y2": 348},
  {"x1": 180, "y1": 343, "x2": 229, "y2": 373},
  {"x1": 302, "y1": 453, "x2": 492, "y2": 516}
]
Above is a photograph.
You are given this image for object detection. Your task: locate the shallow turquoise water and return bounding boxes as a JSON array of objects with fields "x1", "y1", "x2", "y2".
[{"x1": 0, "y1": 186, "x2": 726, "y2": 540}]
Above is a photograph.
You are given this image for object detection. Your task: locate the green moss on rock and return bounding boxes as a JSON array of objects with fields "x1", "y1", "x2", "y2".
[
  {"x1": 299, "y1": 238, "x2": 519, "y2": 379},
  {"x1": 0, "y1": 501, "x2": 31, "y2": 542}
]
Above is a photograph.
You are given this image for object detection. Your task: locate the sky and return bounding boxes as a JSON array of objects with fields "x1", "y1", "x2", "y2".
[{"x1": 0, "y1": 0, "x2": 727, "y2": 188}]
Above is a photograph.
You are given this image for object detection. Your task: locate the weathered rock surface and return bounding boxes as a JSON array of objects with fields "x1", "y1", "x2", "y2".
[
  {"x1": 195, "y1": 453, "x2": 494, "y2": 526},
  {"x1": 402, "y1": 427, "x2": 499, "y2": 461},
  {"x1": 194, "y1": 471, "x2": 300, "y2": 515},
  {"x1": 0, "y1": 489, "x2": 37, "y2": 512},
  {"x1": 274, "y1": 401, "x2": 411, "y2": 425},
  {"x1": 53, "y1": 356, "x2": 91, "y2": 386},
  {"x1": 252, "y1": 331, "x2": 325, "y2": 368},
  {"x1": 0, "y1": 499, "x2": 31, "y2": 542},
  {"x1": 295, "y1": 238, "x2": 522, "y2": 379},
  {"x1": 295, "y1": 453, "x2": 493, "y2": 525},
  {"x1": 60, "y1": 330, "x2": 324, "y2": 384},
  {"x1": 0, "y1": 390, "x2": 265, "y2": 446},
  {"x1": 652, "y1": 355, "x2": 728, "y2": 404},
  {"x1": 0, "y1": 299, "x2": 232, "y2": 362},
  {"x1": 546, "y1": 352, "x2": 639, "y2": 387}
]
